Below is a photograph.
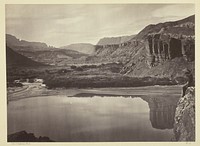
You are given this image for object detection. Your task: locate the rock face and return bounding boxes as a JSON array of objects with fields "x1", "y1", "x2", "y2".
[
  {"x1": 135, "y1": 15, "x2": 194, "y2": 40},
  {"x1": 173, "y1": 87, "x2": 195, "y2": 141},
  {"x1": 91, "y1": 15, "x2": 195, "y2": 78},
  {"x1": 96, "y1": 35, "x2": 136, "y2": 46},
  {"x1": 8, "y1": 131, "x2": 54, "y2": 142},
  {"x1": 145, "y1": 33, "x2": 194, "y2": 68}
]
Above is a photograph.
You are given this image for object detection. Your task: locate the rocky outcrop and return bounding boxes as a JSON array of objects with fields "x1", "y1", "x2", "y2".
[
  {"x1": 95, "y1": 34, "x2": 138, "y2": 54},
  {"x1": 145, "y1": 33, "x2": 194, "y2": 68},
  {"x1": 135, "y1": 15, "x2": 194, "y2": 40},
  {"x1": 173, "y1": 87, "x2": 195, "y2": 141},
  {"x1": 95, "y1": 40, "x2": 141, "y2": 55},
  {"x1": 144, "y1": 15, "x2": 195, "y2": 68},
  {"x1": 8, "y1": 131, "x2": 54, "y2": 142}
]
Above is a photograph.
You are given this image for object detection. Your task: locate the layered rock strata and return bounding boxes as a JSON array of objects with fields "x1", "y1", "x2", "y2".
[{"x1": 145, "y1": 33, "x2": 194, "y2": 68}]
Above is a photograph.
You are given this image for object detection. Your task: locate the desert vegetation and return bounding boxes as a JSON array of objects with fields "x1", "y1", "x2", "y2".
[{"x1": 7, "y1": 62, "x2": 179, "y2": 89}]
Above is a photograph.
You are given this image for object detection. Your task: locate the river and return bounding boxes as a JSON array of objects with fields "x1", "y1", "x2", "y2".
[{"x1": 7, "y1": 86, "x2": 181, "y2": 142}]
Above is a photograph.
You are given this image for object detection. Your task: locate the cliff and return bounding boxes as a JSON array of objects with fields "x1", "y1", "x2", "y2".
[
  {"x1": 173, "y1": 87, "x2": 195, "y2": 141},
  {"x1": 135, "y1": 15, "x2": 194, "y2": 40},
  {"x1": 97, "y1": 35, "x2": 136, "y2": 46},
  {"x1": 91, "y1": 15, "x2": 195, "y2": 79}
]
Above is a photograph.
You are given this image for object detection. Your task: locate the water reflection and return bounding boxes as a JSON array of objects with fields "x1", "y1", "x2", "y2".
[
  {"x1": 8, "y1": 90, "x2": 179, "y2": 141},
  {"x1": 72, "y1": 93, "x2": 178, "y2": 130},
  {"x1": 147, "y1": 97, "x2": 178, "y2": 129}
]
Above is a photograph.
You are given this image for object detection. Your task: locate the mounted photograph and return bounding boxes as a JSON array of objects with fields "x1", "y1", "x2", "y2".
[{"x1": 6, "y1": 4, "x2": 195, "y2": 142}]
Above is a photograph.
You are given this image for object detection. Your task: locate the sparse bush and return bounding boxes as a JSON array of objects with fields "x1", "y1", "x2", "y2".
[
  {"x1": 71, "y1": 65, "x2": 77, "y2": 69},
  {"x1": 43, "y1": 75, "x2": 176, "y2": 89}
]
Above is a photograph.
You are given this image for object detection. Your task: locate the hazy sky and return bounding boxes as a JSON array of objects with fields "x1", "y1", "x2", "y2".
[{"x1": 6, "y1": 4, "x2": 194, "y2": 47}]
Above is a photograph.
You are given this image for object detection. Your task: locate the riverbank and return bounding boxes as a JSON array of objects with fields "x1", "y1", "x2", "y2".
[{"x1": 7, "y1": 83, "x2": 182, "y2": 102}]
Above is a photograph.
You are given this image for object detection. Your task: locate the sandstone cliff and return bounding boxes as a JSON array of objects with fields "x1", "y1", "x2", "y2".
[
  {"x1": 173, "y1": 87, "x2": 195, "y2": 141},
  {"x1": 97, "y1": 35, "x2": 136, "y2": 46},
  {"x1": 92, "y1": 15, "x2": 194, "y2": 79}
]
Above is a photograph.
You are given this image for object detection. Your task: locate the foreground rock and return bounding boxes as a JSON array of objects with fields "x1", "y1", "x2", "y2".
[
  {"x1": 8, "y1": 131, "x2": 54, "y2": 142},
  {"x1": 173, "y1": 87, "x2": 195, "y2": 141}
]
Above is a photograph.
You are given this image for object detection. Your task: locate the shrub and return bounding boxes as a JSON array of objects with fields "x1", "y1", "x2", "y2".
[{"x1": 71, "y1": 65, "x2": 77, "y2": 69}]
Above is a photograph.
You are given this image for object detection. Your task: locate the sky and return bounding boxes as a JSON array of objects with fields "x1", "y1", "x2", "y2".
[{"x1": 6, "y1": 4, "x2": 195, "y2": 47}]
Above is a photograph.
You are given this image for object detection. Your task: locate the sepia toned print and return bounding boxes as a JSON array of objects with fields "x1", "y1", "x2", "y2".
[{"x1": 6, "y1": 4, "x2": 195, "y2": 142}]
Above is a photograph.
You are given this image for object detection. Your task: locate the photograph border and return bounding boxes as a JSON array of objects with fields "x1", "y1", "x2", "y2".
[{"x1": 0, "y1": 0, "x2": 199, "y2": 146}]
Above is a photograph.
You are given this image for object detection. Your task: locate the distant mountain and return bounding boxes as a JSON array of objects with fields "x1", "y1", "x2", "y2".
[
  {"x1": 6, "y1": 34, "x2": 89, "y2": 66},
  {"x1": 17, "y1": 49, "x2": 88, "y2": 66},
  {"x1": 6, "y1": 46, "x2": 45, "y2": 67},
  {"x1": 6, "y1": 34, "x2": 53, "y2": 51},
  {"x1": 60, "y1": 43, "x2": 95, "y2": 54},
  {"x1": 97, "y1": 35, "x2": 136, "y2": 45}
]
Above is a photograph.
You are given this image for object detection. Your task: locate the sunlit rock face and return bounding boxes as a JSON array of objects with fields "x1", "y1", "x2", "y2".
[
  {"x1": 145, "y1": 33, "x2": 194, "y2": 68},
  {"x1": 173, "y1": 87, "x2": 195, "y2": 141},
  {"x1": 147, "y1": 97, "x2": 178, "y2": 130}
]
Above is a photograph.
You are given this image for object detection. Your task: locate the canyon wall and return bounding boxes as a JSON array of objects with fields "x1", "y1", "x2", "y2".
[
  {"x1": 145, "y1": 33, "x2": 194, "y2": 68},
  {"x1": 95, "y1": 39, "x2": 140, "y2": 53}
]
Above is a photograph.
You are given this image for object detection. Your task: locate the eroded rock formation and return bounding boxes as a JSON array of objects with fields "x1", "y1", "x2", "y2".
[{"x1": 145, "y1": 33, "x2": 194, "y2": 68}]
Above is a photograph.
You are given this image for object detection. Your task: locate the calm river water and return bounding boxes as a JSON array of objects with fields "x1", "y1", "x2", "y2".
[{"x1": 7, "y1": 86, "x2": 181, "y2": 142}]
